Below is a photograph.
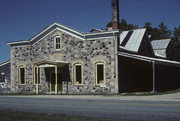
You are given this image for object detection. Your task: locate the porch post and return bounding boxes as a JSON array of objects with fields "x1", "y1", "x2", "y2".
[
  {"x1": 36, "y1": 67, "x2": 39, "y2": 94},
  {"x1": 152, "y1": 61, "x2": 156, "y2": 93},
  {"x1": 55, "y1": 66, "x2": 58, "y2": 94}
]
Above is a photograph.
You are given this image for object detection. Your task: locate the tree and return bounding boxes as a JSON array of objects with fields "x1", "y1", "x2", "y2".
[
  {"x1": 144, "y1": 22, "x2": 171, "y2": 40},
  {"x1": 172, "y1": 26, "x2": 180, "y2": 61},
  {"x1": 158, "y1": 22, "x2": 171, "y2": 39},
  {"x1": 106, "y1": 19, "x2": 138, "y2": 30}
]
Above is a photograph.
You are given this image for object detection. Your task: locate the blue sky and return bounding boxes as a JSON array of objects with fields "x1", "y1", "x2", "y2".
[{"x1": 0, "y1": 0, "x2": 180, "y2": 63}]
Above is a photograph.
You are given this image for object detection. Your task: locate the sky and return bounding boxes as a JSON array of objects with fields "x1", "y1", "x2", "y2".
[{"x1": 0, "y1": 0, "x2": 180, "y2": 63}]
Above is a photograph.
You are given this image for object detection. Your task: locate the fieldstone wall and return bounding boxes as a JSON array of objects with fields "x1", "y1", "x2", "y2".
[{"x1": 11, "y1": 29, "x2": 118, "y2": 94}]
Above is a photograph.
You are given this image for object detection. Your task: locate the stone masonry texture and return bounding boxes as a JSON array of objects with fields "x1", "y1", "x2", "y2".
[{"x1": 11, "y1": 30, "x2": 118, "y2": 94}]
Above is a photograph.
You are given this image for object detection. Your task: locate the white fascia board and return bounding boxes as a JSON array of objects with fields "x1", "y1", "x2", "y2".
[
  {"x1": 38, "y1": 64, "x2": 56, "y2": 68},
  {"x1": 119, "y1": 52, "x2": 151, "y2": 62},
  {"x1": 32, "y1": 28, "x2": 85, "y2": 45},
  {"x1": 30, "y1": 23, "x2": 84, "y2": 43},
  {"x1": 86, "y1": 36, "x2": 114, "y2": 40},
  {"x1": 85, "y1": 30, "x2": 119, "y2": 36},
  {"x1": 54, "y1": 23, "x2": 84, "y2": 36},
  {"x1": 30, "y1": 23, "x2": 56, "y2": 42},
  {"x1": 0, "y1": 60, "x2": 11, "y2": 67},
  {"x1": 6, "y1": 40, "x2": 29, "y2": 45},
  {"x1": 118, "y1": 52, "x2": 180, "y2": 65},
  {"x1": 56, "y1": 28, "x2": 85, "y2": 40}
]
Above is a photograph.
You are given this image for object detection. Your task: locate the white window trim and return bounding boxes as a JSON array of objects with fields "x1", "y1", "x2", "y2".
[
  {"x1": 18, "y1": 65, "x2": 26, "y2": 85},
  {"x1": 95, "y1": 61, "x2": 106, "y2": 85},
  {"x1": 33, "y1": 66, "x2": 41, "y2": 85},
  {"x1": 54, "y1": 36, "x2": 62, "y2": 50},
  {"x1": 73, "y1": 62, "x2": 83, "y2": 85}
]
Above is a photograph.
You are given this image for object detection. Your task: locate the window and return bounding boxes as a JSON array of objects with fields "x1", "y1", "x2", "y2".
[
  {"x1": 0, "y1": 72, "x2": 5, "y2": 82},
  {"x1": 18, "y1": 65, "x2": 26, "y2": 85},
  {"x1": 34, "y1": 66, "x2": 40, "y2": 84},
  {"x1": 95, "y1": 62, "x2": 105, "y2": 85},
  {"x1": 73, "y1": 63, "x2": 82, "y2": 85},
  {"x1": 54, "y1": 36, "x2": 61, "y2": 50}
]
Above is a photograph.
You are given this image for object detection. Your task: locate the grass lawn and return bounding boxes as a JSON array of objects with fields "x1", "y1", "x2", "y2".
[{"x1": 0, "y1": 109, "x2": 130, "y2": 121}]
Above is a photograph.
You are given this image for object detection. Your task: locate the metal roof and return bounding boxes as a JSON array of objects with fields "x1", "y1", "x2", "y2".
[
  {"x1": 119, "y1": 28, "x2": 146, "y2": 52},
  {"x1": 151, "y1": 39, "x2": 171, "y2": 50}
]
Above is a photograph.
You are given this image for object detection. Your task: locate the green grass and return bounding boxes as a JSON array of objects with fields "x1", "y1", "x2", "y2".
[{"x1": 0, "y1": 109, "x2": 131, "y2": 121}]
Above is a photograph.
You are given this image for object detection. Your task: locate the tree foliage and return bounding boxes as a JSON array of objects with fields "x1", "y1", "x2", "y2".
[{"x1": 106, "y1": 19, "x2": 138, "y2": 30}]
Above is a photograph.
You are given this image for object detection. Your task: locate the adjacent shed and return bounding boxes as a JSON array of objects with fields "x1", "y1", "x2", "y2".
[{"x1": 151, "y1": 39, "x2": 174, "y2": 60}]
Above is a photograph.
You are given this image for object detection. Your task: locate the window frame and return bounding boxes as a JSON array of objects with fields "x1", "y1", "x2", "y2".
[
  {"x1": 33, "y1": 66, "x2": 41, "y2": 85},
  {"x1": 0, "y1": 73, "x2": 5, "y2": 83},
  {"x1": 54, "y1": 36, "x2": 61, "y2": 50},
  {"x1": 95, "y1": 62, "x2": 105, "y2": 85},
  {"x1": 73, "y1": 63, "x2": 83, "y2": 85},
  {"x1": 18, "y1": 65, "x2": 26, "y2": 85}
]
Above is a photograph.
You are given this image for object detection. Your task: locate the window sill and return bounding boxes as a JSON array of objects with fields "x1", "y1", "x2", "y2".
[{"x1": 53, "y1": 49, "x2": 62, "y2": 52}]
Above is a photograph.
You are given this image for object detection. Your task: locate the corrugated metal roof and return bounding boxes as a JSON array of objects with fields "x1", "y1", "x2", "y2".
[
  {"x1": 119, "y1": 28, "x2": 146, "y2": 52},
  {"x1": 151, "y1": 39, "x2": 171, "y2": 50}
]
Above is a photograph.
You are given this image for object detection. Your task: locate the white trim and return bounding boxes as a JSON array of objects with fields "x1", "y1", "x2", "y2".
[
  {"x1": 73, "y1": 63, "x2": 83, "y2": 85},
  {"x1": 7, "y1": 40, "x2": 29, "y2": 45},
  {"x1": 30, "y1": 23, "x2": 84, "y2": 41},
  {"x1": 86, "y1": 36, "x2": 114, "y2": 40},
  {"x1": 32, "y1": 28, "x2": 85, "y2": 45},
  {"x1": 56, "y1": 28, "x2": 85, "y2": 40},
  {"x1": 119, "y1": 52, "x2": 151, "y2": 62},
  {"x1": 18, "y1": 65, "x2": 26, "y2": 85},
  {"x1": 95, "y1": 61, "x2": 106, "y2": 85},
  {"x1": 85, "y1": 30, "x2": 119, "y2": 36},
  {"x1": 38, "y1": 64, "x2": 56, "y2": 68},
  {"x1": 54, "y1": 23, "x2": 84, "y2": 36},
  {"x1": 0, "y1": 60, "x2": 11, "y2": 67},
  {"x1": 12, "y1": 45, "x2": 31, "y2": 48},
  {"x1": 54, "y1": 36, "x2": 62, "y2": 50},
  {"x1": 118, "y1": 52, "x2": 180, "y2": 65},
  {"x1": 30, "y1": 23, "x2": 57, "y2": 42}
]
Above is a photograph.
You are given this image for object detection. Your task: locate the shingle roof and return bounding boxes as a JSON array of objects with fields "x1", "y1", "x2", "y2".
[
  {"x1": 151, "y1": 39, "x2": 171, "y2": 50},
  {"x1": 119, "y1": 28, "x2": 146, "y2": 52}
]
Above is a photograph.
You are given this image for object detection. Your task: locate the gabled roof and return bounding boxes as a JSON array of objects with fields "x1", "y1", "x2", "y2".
[
  {"x1": 7, "y1": 23, "x2": 119, "y2": 47},
  {"x1": 119, "y1": 28, "x2": 146, "y2": 52},
  {"x1": 151, "y1": 39, "x2": 171, "y2": 50}
]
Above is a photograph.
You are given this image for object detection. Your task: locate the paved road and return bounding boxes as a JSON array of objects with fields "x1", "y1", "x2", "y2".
[{"x1": 0, "y1": 95, "x2": 180, "y2": 121}]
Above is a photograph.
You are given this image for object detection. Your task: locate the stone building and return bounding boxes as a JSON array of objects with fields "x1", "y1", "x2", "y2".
[
  {"x1": 0, "y1": 60, "x2": 11, "y2": 93},
  {"x1": 7, "y1": 23, "x2": 119, "y2": 94},
  {"x1": 5, "y1": 23, "x2": 180, "y2": 94},
  {"x1": 1, "y1": 0, "x2": 180, "y2": 94}
]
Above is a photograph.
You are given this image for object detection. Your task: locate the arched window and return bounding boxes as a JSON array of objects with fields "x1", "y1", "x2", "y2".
[
  {"x1": 54, "y1": 36, "x2": 61, "y2": 50},
  {"x1": 18, "y1": 65, "x2": 26, "y2": 85},
  {"x1": 73, "y1": 63, "x2": 83, "y2": 85},
  {"x1": 95, "y1": 62, "x2": 105, "y2": 85}
]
